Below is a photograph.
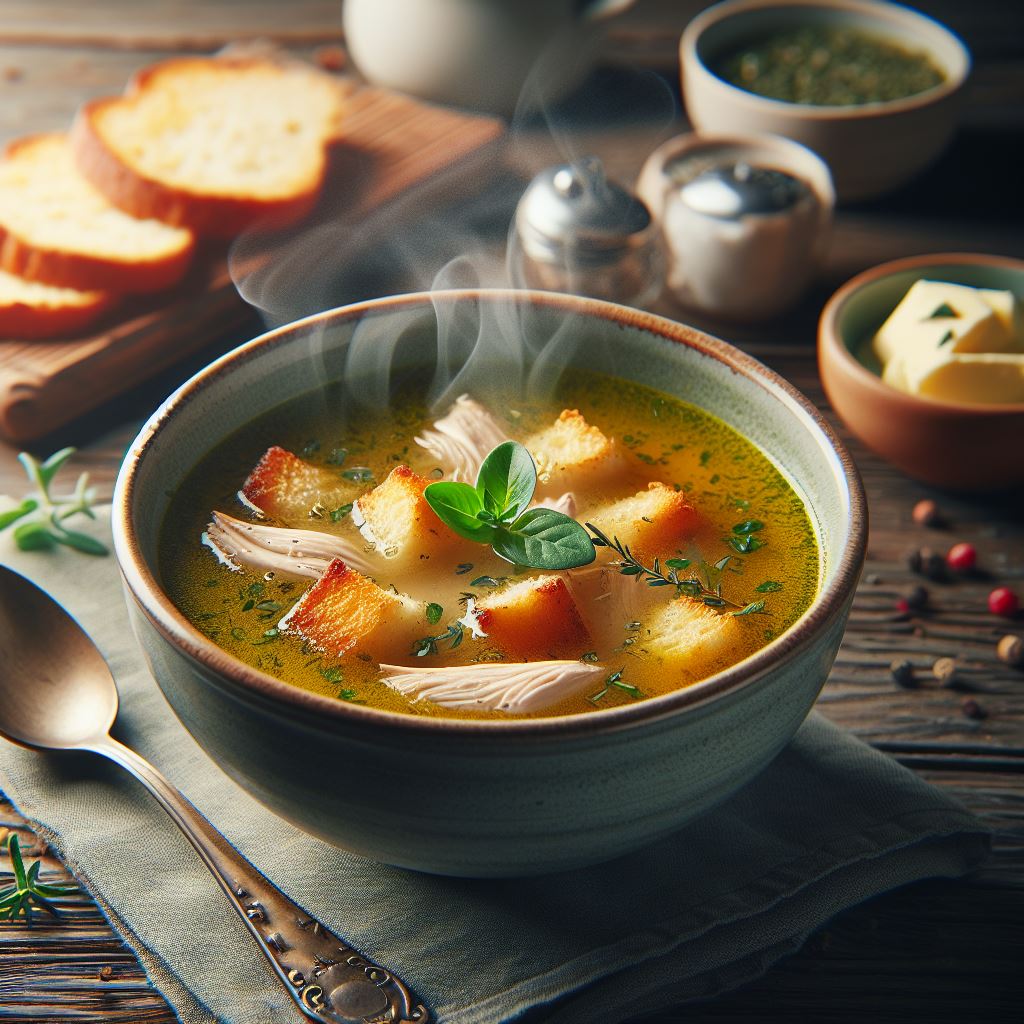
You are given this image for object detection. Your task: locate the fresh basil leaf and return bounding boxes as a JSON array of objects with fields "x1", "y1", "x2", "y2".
[
  {"x1": 475, "y1": 441, "x2": 536, "y2": 522},
  {"x1": 0, "y1": 498, "x2": 37, "y2": 531},
  {"x1": 13, "y1": 521, "x2": 57, "y2": 551},
  {"x1": 492, "y1": 508, "x2": 596, "y2": 570},
  {"x1": 423, "y1": 481, "x2": 495, "y2": 542},
  {"x1": 54, "y1": 528, "x2": 108, "y2": 556}
]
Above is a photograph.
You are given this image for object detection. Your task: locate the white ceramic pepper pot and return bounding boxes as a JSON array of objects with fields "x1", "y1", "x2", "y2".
[{"x1": 342, "y1": 0, "x2": 636, "y2": 114}]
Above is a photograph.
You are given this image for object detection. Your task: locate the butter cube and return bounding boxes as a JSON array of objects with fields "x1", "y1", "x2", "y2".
[
  {"x1": 871, "y1": 280, "x2": 1012, "y2": 366},
  {"x1": 913, "y1": 353, "x2": 1024, "y2": 405},
  {"x1": 980, "y1": 288, "x2": 1024, "y2": 346}
]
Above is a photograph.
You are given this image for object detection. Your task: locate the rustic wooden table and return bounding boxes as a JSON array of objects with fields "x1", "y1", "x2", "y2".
[{"x1": 1, "y1": 2, "x2": 1022, "y2": 1022}]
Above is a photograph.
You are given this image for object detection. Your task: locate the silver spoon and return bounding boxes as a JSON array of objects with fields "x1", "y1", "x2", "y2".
[{"x1": 0, "y1": 565, "x2": 428, "y2": 1024}]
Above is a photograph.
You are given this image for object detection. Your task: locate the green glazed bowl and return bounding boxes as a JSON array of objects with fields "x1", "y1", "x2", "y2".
[{"x1": 113, "y1": 290, "x2": 866, "y2": 877}]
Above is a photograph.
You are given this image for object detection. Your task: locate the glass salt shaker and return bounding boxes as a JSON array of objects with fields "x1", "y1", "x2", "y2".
[{"x1": 510, "y1": 156, "x2": 664, "y2": 308}]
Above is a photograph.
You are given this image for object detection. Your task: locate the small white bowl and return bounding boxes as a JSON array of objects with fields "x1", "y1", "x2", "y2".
[{"x1": 680, "y1": 0, "x2": 970, "y2": 202}]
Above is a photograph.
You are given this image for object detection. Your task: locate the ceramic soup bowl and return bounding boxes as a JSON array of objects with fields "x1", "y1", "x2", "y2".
[{"x1": 113, "y1": 290, "x2": 865, "y2": 877}]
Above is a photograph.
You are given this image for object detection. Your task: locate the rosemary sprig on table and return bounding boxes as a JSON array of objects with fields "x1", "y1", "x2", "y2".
[
  {"x1": 585, "y1": 523, "x2": 767, "y2": 616},
  {"x1": 0, "y1": 833, "x2": 76, "y2": 924},
  {"x1": 0, "y1": 448, "x2": 107, "y2": 556}
]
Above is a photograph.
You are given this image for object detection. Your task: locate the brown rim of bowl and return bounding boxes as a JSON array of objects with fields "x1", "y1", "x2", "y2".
[
  {"x1": 681, "y1": 0, "x2": 970, "y2": 121},
  {"x1": 114, "y1": 288, "x2": 867, "y2": 739},
  {"x1": 820, "y1": 252, "x2": 1024, "y2": 416}
]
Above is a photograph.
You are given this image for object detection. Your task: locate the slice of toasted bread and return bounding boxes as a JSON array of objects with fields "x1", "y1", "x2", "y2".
[
  {"x1": 588, "y1": 482, "x2": 701, "y2": 562},
  {"x1": 645, "y1": 596, "x2": 739, "y2": 679},
  {"x1": 474, "y1": 575, "x2": 592, "y2": 661},
  {"x1": 71, "y1": 56, "x2": 353, "y2": 237},
  {"x1": 0, "y1": 133, "x2": 194, "y2": 293},
  {"x1": 352, "y1": 465, "x2": 469, "y2": 570},
  {"x1": 525, "y1": 409, "x2": 621, "y2": 497},
  {"x1": 279, "y1": 558, "x2": 421, "y2": 660},
  {"x1": 241, "y1": 446, "x2": 358, "y2": 522},
  {"x1": 0, "y1": 267, "x2": 114, "y2": 339}
]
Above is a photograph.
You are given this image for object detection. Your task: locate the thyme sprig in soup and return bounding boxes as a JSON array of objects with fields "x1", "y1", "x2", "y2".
[{"x1": 159, "y1": 373, "x2": 819, "y2": 720}]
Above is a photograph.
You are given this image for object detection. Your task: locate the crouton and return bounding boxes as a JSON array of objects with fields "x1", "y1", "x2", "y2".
[
  {"x1": 278, "y1": 558, "x2": 421, "y2": 660},
  {"x1": 240, "y1": 446, "x2": 355, "y2": 522},
  {"x1": 352, "y1": 464, "x2": 466, "y2": 569},
  {"x1": 587, "y1": 483, "x2": 700, "y2": 563},
  {"x1": 525, "y1": 409, "x2": 620, "y2": 496},
  {"x1": 473, "y1": 575, "x2": 591, "y2": 661},
  {"x1": 645, "y1": 596, "x2": 739, "y2": 679}
]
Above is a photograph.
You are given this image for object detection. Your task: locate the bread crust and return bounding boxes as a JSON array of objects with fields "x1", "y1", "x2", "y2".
[
  {"x1": 0, "y1": 276, "x2": 114, "y2": 339},
  {"x1": 69, "y1": 56, "x2": 352, "y2": 238}
]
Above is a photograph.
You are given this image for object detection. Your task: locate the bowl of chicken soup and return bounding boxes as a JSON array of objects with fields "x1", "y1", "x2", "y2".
[{"x1": 113, "y1": 290, "x2": 865, "y2": 877}]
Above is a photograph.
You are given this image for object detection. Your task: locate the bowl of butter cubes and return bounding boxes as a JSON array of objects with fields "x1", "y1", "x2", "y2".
[{"x1": 818, "y1": 252, "x2": 1024, "y2": 490}]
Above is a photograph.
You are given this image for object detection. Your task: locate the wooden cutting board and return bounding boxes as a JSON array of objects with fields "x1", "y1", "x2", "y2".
[{"x1": 0, "y1": 86, "x2": 504, "y2": 443}]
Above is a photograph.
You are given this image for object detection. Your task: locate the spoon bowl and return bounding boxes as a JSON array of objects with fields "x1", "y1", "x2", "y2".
[
  {"x1": 0, "y1": 566, "x2": 117, "y2": 751},
  {"x1": 0, "y1": 563, "x2": 428, "y2": 1023}
]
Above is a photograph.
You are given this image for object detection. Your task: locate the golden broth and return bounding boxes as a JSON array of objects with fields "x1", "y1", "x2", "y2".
[{"x1": 159, "y1": 372, "x2": 819, "y2": 719}]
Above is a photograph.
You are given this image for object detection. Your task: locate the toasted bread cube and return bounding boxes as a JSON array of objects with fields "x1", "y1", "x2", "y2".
[
  {"x1": 353, "y1": 465, "x2": 465, "y2": 569},
  {"x1": 590, "y1": 483, "x2": 701, "y2": 562},
  {"x1": 240, "y1": 446, "x2": 355, "y2": 522},
  {"x1": 278, "y1": 559, "x2": 421, "y2": 660},
  {"x1": 474, "y1": 575, "x2": 591, "y2": 661},
  {"x1": 525, "y1": 409, "x2": 620, "y2": 496},
  {"x1": 646, "y1": 596, "x2": 739, "y2": 678}
]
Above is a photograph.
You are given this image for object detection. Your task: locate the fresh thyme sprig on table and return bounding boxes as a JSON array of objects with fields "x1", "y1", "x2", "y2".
[
  {"x1": 585, "y1": 523, "x2": 767, "y2": 616},
  {"x1": 0, "y1": 832, "x2": 76, "y2": 924},
  {"x1": 0, "y1": 448, "x2": 107, "y2": 556}
]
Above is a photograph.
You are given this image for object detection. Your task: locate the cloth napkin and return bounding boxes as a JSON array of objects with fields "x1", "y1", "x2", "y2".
[{"x1": 0, "y1": 504, "x2": 989, "y2": 1024}]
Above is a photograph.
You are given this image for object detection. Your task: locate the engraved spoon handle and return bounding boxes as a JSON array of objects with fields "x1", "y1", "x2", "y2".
[{"x1": 90, "y1": 735, "x2": 428, "y2": 1024}]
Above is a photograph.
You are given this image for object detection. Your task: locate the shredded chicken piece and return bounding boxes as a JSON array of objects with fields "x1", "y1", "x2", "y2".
[
  {"x1": 534, "y1": 492, "x2": 576, "y2": 518},
  {"x1": 414, "y1": 394, "x2": 508, "y2": 482},
  {"x1": 378, "y1": 660, "x2": 603, "y2": 713},
  {"x1": 202, "y1": 511, "x2": 376, "y2": 579}
]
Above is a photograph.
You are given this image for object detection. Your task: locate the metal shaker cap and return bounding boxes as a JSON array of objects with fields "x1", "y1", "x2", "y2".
[
  {"x1": 515, "y1": 156, "x2": 655, "y2": 267},
  {"x1": 677, "y1": 162, "x2": 811, "y2": 220}
]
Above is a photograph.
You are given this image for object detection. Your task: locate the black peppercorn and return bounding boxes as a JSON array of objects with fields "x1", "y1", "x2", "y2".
[
  {"x1": 889, "y1": 659, "x2": 916, "y2": 688},
  {"x1": 908, "y1": 547, "x2": 945, "y2": 580}
]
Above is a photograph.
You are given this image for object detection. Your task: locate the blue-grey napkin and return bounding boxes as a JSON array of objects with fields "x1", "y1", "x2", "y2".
[{"x1": 0, "y1": 506, "x2": 989, "y2": 1024}]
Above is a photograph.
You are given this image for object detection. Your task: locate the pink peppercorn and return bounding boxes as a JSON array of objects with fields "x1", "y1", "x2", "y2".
[
  {"x1": 988, "y1": 587, "x2": 1020, "y2": 618},
  {"x1": 946, "y1": 542, "x2": 977, "y2": 572}
]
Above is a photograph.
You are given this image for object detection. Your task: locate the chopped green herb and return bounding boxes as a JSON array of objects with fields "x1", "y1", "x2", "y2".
[
  {"x1": 342, "y1": 467, "x2": 375, "y2": 483},
  {"x1": 455, "y1": 563, "x2": 474, "y2": 575},
  {"x1": 329, "y1": 503, "x2": 353, "y2": 522},
  {"x1": 469, "y1": 575, "x2": 505, "y2": 588},
  {"x1": 326, "y1": 447, "x2": 348, "y2": 465},
  {"x1": 425, "y1": 602, "x2": 444, "y2": 625},
  {"x1": 700, "y1": 450, "x2": 713, "y2": 466},
  {"x1": 581, "y1": 650, "x2": 600, "y2": 663},
  {"x1": 755, "y1": 581, "x2": 783, "y2": 593},
  {"x1": 301, "y1": 439, "x2": 321, "y2": 457},
  {"x1": 728, "y1": 534, "x2": 765, "y2": 555},
  {"x1": 413, "y1": 622, "x2": 465, "y2": 657},
  {"x1": 733, "y1": 600, "x2": 768, "y2": 616},
  {"x1": 337, "y1": 688, "x2": 362, "y2": 703},
  {"x1": 731, "y1": 520, "x2": 765, "y2": 535},
  {"x1": 320, "y1": 666, "x2": 345, "y2": 684}
]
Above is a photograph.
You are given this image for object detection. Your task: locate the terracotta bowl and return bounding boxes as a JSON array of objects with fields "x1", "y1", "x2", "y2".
[
  {"x1": 680, "y1": 0, "x2": 970, "y2": 202},
  {"x1": 818, "y1": 253, "x2": 1024, "y2": 491},
  {"x1": 113, "y1": 290, "x2": 866, "y2": 877}
]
